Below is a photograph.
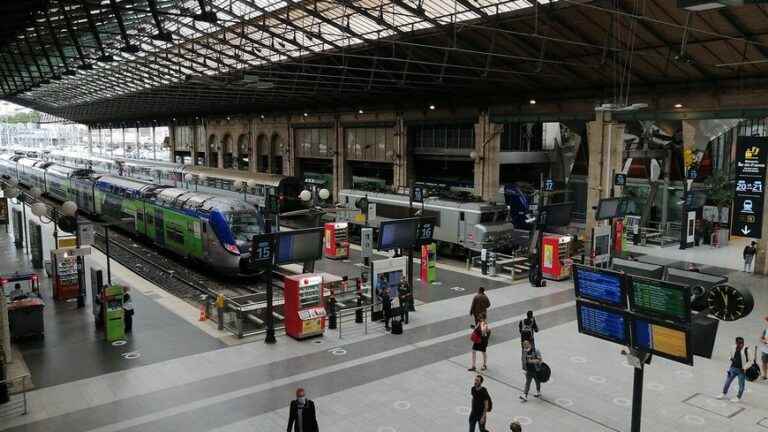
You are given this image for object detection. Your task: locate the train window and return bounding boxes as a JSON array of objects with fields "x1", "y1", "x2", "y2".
[
  {"x1": 422, "y1": 209, "x2": 441, "y2": 227},
  {"x1": 480, "y1": 212, "x2": 495, "y2": 223},
  {"x1": 460, "y1": 212, "x2": 465, "y2": 221},
  {"x1": 167, "y1": 225, "x2": 185, "y2": 244}
]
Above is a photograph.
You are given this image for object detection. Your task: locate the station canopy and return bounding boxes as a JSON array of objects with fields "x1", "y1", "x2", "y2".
[{"x1": 1, "y1": 1, "x2": 768, "y2": 124}]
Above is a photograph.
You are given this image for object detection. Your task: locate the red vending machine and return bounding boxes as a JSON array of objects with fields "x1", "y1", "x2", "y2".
[
  {"x1": 541, "y1": 234, "x2": 573, "y2": 281},
  {"x1": 283, "y1": 274, "x2": 327, "y2": 339},
  {"x1": 323, "y1": 222, "x2": 350, "y2": 259}
]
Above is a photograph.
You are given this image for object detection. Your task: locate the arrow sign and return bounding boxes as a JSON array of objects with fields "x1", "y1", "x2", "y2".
[{"x1": 741, "y1": 226, "x2": 751, "y2": 236}]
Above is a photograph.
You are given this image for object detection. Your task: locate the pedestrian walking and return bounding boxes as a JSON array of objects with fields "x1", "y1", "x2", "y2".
[
  {"x1": 760, "y1": 316, "x2": 768, "y2": 380},
  {"x1": 378, "y1": 284, "x2": 392, "y2": 331},
  {"x1": 509, "y1": 421, "x2": 522, "y2": 432},
  {"x1": 398, "y1": 276, "x2": 410, "y2": 324},
  {"x1": 518, "y1": 311, "x2": 538, "y2": 347},
  {"x1": 743, "y1": 241, "x2": 757, "y2": 272},
  {"x1": 469, "y1": 313, "x2": 490, "y2": 371},
  {"x1": 287, "y1": 388, "x2": 319, "y2": 432},
  {"x1": 519, "y1": 340, "x2": 543, "y2": 402},
  {"x1": 123, "y1": 293, "x2": 134, "y2": 333},
  {"x1": 469, "y1": 375, "x2": 491, "y2": 432},
  {"x1": 717, "y1": 337, "x2": 750, "y2": 402},
  {"x1": 470, "y1": 287, "x2": 490, "y2": 325}
]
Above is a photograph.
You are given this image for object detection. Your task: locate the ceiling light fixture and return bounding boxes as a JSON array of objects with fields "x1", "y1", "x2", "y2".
[
  {"x1": 674, "y1": 103, "x2": 684, "y2": 108},
  {"x1": 428, "y1": 104, "x2": 435, "y2": 110},
  {"x1": 529, "y1": 99, "x2": 537, "y2": 105}
]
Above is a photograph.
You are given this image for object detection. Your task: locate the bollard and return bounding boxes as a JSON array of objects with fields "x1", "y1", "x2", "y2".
[{"x1": 328, "y1": 297, "x2": 337, "y2": 330}]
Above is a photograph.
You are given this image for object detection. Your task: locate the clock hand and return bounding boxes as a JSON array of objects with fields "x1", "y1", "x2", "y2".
[{"x1": 721, "y1": 291, "x2": 728, "y2": 309}]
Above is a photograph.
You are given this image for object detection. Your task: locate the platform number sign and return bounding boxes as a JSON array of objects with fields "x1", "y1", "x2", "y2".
[
  {"x1": 411, "y1": 186, "x2": 424, "y2": 203},
  {"x1": 251, "y1": 234, "x2": 275, "y2": 265},
  {"x1": 614, "y1": 173, "x2": 627, "y2": 187},
  {"x1": 543, "y1": 178, "x2": 555, "y2": 192},
  {"x1": 416, "y1": 219, "x2": 435, "y2": 245},
  {"x1": 732, "y1": 136, "x2": 767, "y2": 239}
]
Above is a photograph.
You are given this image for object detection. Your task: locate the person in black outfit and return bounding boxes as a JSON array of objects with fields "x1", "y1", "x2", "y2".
[
  {"x1": 518, "y1": 311, "x2": 538, "y2": 347},
  {"x1": 123, "y1": 293, "x2": 135, "y2": 333},
  {"x1": 378, "y1": 284, "x2": 392, "y2": 331},
  {"x1": 398, "y1": 276, "x2": 410, "y2": 324},
  {"x1": 287, "y1": 388, "x2": 319, "y2": 432},
  {"x1": 469, "y1": 375, "x2": 491, "y2": 432}
]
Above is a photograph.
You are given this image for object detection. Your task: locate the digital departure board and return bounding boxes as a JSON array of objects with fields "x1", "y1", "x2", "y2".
[
  {"x1": 378, "y1": 218, "x2": 417, "y2": 251},
  {"x1": 576, "y1": 301, "x2": 629, "y2": 345},
  {"x1": 628, "y1": 276, "x2": 691, "y2": 323},
  {"x1": 632, "y1": 317, "x2": 692, "y2": 365},
  {"x1": 573, "y1": 265, "x2": 627, "y2": 307}
]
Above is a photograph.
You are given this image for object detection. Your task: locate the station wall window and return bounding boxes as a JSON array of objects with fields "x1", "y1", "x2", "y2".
[
  {"x1": 345, "y1": 127, "x2": 394, "y2": 161},
  {"x1": 408, "y1": 124, "x2": 475, "y2": 151},
  {"x1": 294, "y1": 128, "x2": 334, "y2": 158},
  {"x1": 500, "y1": 123, "x2": 543, "y2": 151},
  {"x1": 174, "y1": 126, "x2": 193, "y2": 151}
]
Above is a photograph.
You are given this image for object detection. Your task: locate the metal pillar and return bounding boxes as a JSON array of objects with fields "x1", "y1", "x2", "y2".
[
  {"x1": 104, "y1": 226, "x2": 112, "y2": 285},
  {"x1": 152, "y1": 126, "x2": 157, "y2": 160},
  {"x1": 631, "y1": 362, "x2": 645, "y2": 432}
]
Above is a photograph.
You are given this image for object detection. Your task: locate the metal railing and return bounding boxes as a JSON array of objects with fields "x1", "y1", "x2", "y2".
[
  {"x1": 334, "y1": 306, "x2": 369, "y2": 339},
  {"x1": 0, "y1": 373, "x2": 30, "y2": 418}
]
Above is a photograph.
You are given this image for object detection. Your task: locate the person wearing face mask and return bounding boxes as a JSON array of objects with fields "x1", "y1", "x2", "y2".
[{"x1": 287, "y1": 388, "x2": 319, "y2": 432}]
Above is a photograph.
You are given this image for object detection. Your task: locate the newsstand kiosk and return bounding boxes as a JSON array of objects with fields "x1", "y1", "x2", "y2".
[{"x1": 283, "y1": 274, "x2": 326, "y2": 339}]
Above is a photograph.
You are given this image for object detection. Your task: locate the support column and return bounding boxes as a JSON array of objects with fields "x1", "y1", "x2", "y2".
[
  {"x1": 473, "y1": 111, "x2": 501, "y2": 201},
  {"x1": 584, "y1": 112, "x2": 625, "y2": 252},
  {"x1": 284, "y1": 126, "x2": 294, "y2": 176},
  {"x1": 88, "y1": 127, "x2": 93, "y2": 155},
  {"x1": 121, "y1": 128, "x2": 126, "y2": 159},
  {"x1": 333, "y1": 119, "x2": 348, "y2": 199},
  {"x1": 393, "y1": 115, "x2": 408, "y2": 191},
  {"x1": 168, "y1": 125, "x2": 176, "y2": 162}
]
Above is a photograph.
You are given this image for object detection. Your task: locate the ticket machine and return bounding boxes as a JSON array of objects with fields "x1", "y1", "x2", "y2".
[
  {"x1": 103, "y1": 285, "x2": 125, "y2": 342},
  {"x1": 284, "y1": 274, "x2": 326, "y2": 339},
  {"x1": 323, "y1": 222, "x2": 350, "y2": 259}
]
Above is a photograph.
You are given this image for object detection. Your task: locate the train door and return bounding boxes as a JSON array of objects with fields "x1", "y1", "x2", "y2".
[
  {"x1": 458, "y1": 212, "x2": 466, "y2": 244},
  {"x1": 154, "y1": 208, "x2": 165, "y2": 247}
]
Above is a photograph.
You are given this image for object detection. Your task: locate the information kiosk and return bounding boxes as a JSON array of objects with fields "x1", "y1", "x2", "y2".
[
  {"x1": 103, "y1": 285, "x2": 125, "y2": 342},
  {"x1": 283, "y1": 274, "x2": 326, "y2": 339},
  {"x1": 419, "y1": 243, "x2": 436, "y2": 283}
]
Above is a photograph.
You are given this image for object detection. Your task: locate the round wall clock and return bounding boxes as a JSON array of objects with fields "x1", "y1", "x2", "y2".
[{"x1": 705, "y1": 284, "x2": 754, "y2": 321}]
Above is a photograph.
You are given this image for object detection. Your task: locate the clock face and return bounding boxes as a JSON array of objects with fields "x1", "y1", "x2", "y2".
[{"x1": 705, "y1": 284, "x2": 754, "y2": 321}]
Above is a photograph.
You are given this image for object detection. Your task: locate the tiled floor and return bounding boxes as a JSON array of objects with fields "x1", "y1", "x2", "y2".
[{"x1": 1, "y1": 198, "x2": 767, "y2": 432}]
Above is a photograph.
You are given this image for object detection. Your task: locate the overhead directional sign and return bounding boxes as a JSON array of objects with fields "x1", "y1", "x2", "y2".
[{"x1": 732, "y1": 136, "x2": 767, "y2": 238}]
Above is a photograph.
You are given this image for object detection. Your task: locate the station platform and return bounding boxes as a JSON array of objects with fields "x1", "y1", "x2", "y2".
[{"x1": 1, "y1": 205, "x2": 766, "y2": 432}]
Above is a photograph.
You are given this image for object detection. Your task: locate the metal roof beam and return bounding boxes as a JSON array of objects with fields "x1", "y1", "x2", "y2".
[
  {"x1": 60, "y1": 2, "x2": 93, "y2": 70},
  {"x1": 80, "y1": 0, "x2": 114, "y2": 62},
  {"x1": 146, "y1": 0, "x2": 173, "y2": 42},
  {"x1": 109, "y1": 0, "x2": 141, "y2": 54}
]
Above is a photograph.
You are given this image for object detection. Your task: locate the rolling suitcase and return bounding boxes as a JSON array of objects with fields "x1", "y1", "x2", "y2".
[{"x1": 391, "y1": 317, "x2": 403, "y2": 334}]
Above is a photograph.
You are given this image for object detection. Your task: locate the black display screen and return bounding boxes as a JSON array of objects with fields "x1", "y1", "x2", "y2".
[
  {"x1": 276, "y1": 228, "x2": 324, "y2": 264},
  {"x1": 577, "y1": 300, "x2": 630, "y2": 346},
  {"x1": 573, "y1": 264, "x2": 627, "y2": 307},
  {"x1": 378, "y1": 218, "x2": 417, "y2": 251}
]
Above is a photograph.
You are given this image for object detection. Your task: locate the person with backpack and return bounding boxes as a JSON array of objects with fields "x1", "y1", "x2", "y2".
[
  {"x1": 717, "y1": 336, "x2": 750, "y2": 402},
  {"x1": 760, "y1": 316, "x2": 768, "y2": 381},
  {"x1": 469, "y1": 313, "x2": 490, "y2": 371},
  {"x1": 469, "y1": 374, "x2": 492, "y2": 432},
  {"x1": 518, "y1": 310, "x2": 538, "y2": 347},
  {"x1": 743, "y1": 241, "x2": 757, "y2": 272},
  {"x1": 519, "y1": 340, "x2": 543, "y2": 402}
]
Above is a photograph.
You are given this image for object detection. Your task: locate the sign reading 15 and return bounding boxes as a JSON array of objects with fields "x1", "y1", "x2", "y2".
[{"x1": 254, "y1": 241, "x2": 273, "y2": 259}]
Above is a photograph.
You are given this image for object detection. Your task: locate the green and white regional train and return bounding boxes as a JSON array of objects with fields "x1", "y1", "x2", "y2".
[{"x1": 0, "y1": 154, "x2": 302, "y2": 274}]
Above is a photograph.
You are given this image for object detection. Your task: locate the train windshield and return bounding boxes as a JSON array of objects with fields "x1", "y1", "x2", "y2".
[{"x1": 229, "y1": 211, "x2": 263, "y2": 240}]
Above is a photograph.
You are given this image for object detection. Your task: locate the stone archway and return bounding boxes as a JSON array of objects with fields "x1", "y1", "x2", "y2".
[
  {"x1": 237, "y1": 133, "x2": 250, "y2": 171},
  {"x1": 207, "y1": 134, "x2": 218, "y2": 167},
  {"x1": 222, "y1": 133, "x2": 234, "y2": 169},
  {"x1": 256, "y1": 133, "x2": 268, "y2": 172},
  {"x1": 270, "y1": 133, "x2": 283, "y2": 174}
]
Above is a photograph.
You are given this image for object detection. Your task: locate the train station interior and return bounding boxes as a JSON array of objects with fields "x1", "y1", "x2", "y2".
[{"x1": 1, "y1": 1, "x2": 768, "y2": 431}]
